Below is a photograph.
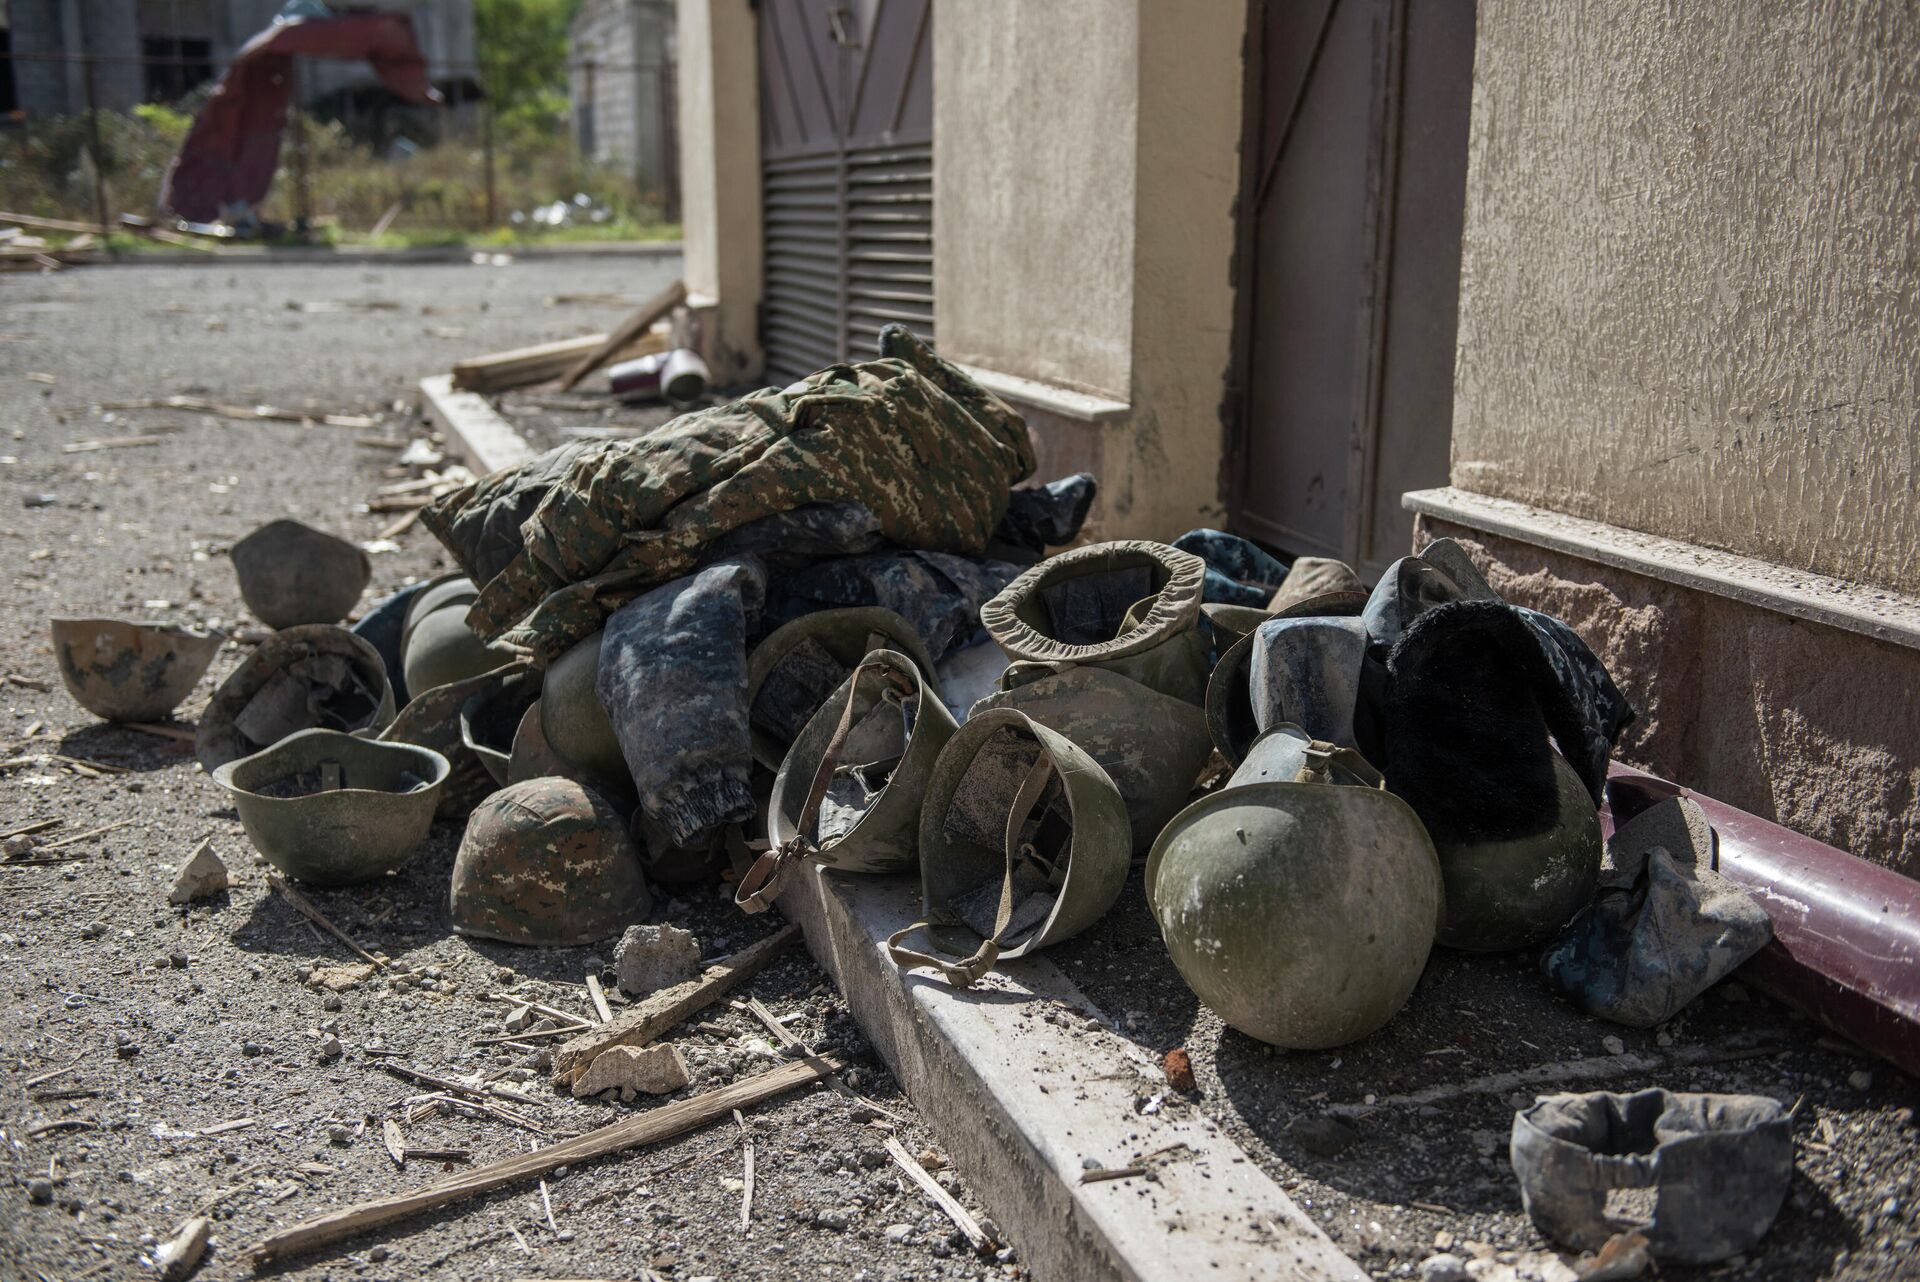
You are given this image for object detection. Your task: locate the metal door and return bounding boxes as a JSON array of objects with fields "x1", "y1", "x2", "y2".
[
  {"x1": 758, "y1": 0, "x2": 934, "y2": 384},
  {"x1": 1227, "y1": 0, "x2": 1475, "y2": 575}
]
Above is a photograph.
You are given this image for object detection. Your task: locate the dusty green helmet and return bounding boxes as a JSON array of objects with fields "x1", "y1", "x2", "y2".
[
  {"x1": 1146, "y1": 726, "x2": 1443, "y2": 1050},
  {"x1": 449, "y1": 777, "x2": 650, "y2": 947},
  {"x1": 213, "y1": 727, "x2": 449, "y2": 885},
  {"x1": 539, "y1": 631, "x2": 628, "y2": 783},
  {"x1": 230, "y1": 519, "x2": 371, "y2": 630},
  {"x1": 50, "y1": 617, "x2": 222, "y2": 723},
  {"x1": 888, "y1": 708, "x2": 1131, "y2": 986},
  {"x1": 1432, "y1": 751, "x2": 1602, "y2": 953},
  {"x1": 743, "y1": 648, "x2": 958, "y2": 912},
  {"x1": 196, "y1": 624, "x2": 396, "y2": 772},
  {"x1": 380, "y1": 665, "x2": 524, "y2": 819},
  {"x1": 461, "y1": 668, "x2": 542, "y2": 787},
  {"x1": 980, "y1": 539, "x2": 1210, "y2": 705},
  {"x1": 745, "y1": 608, "x2": 936, "y2": 770},
  {"x1": 402, "y1": 602, "x2": 515, "y2": 698}
]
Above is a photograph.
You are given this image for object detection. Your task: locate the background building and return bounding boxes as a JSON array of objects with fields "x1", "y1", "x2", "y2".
[
  {"x1": 567, "y1": 0, "x2": 676, "y2": 210},
  {"x1": 675, "y1": 0, "x2": 1920, "y2": 873},
  {"x1": 3, "y1": 0, "x2": 477, "y2": 116}
]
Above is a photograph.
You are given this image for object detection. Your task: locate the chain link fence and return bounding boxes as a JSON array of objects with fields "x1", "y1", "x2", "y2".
[{"x1": 0, "y1": 50, "x2": 677, "y2": 244}]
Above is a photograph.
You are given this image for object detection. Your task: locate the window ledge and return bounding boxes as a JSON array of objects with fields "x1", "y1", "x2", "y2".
[
  {"x1": 954, "y1": 363, "x2": 1130, "y2": 425},
  {"x1": 1404, "y1": 486, "x2": 1920, "y2": 651}
]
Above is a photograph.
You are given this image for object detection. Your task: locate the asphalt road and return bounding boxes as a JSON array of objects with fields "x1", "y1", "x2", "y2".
[{"x1": 0, "y1": 254, "x2": 1016, "y2": 1282}]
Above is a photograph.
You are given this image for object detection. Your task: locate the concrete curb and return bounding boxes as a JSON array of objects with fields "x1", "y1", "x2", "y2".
[
  {"x1": 100, "y1": 240, "x2": 681, "y2": 269},
  {"x1": 418, "y1": 374, "x2": 535, "y2": 476},
  {"x1": 782, "y1": 867, "x2": 1369, "y2": 1282}
]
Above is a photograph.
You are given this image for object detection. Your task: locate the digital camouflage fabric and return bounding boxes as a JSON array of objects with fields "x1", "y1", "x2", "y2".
[{"x1": 421, "y1": 326, "x2": 1035, "y2": 662}]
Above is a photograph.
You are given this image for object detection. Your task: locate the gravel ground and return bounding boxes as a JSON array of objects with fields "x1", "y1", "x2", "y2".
[
  {"x1": 0, "y1": 256, "x2": 1015, "y2": 1282},
  {"x1": 1050, "y1": 865, "x2": 1920, "y2": 1281}
]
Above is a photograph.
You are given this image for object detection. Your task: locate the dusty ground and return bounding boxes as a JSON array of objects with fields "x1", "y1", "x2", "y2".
[
  {"x1": 1050, "y1": 866, "x2": 1920, "y2": 1281},
  {"x1": 0, "y1": 256, "x2": 1014, "y2": 1282}
]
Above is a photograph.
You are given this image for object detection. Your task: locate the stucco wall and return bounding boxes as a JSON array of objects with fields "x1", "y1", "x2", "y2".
[
  {"x1": 934, "y1": 0, "x2": 1239, "y2": 540},
  {"x1": 932, "y1": 0, "x2": 1137, "y2": 402},
  {"x1": 1417, "y1": 517, "x2": 1920, "y2": 876},
  {"x1": 674, "y1": 0, "x2": 760, "y2": 382},
  {"x1": 1453, "y1": 0, "x2": 1920, "y2": 596}
]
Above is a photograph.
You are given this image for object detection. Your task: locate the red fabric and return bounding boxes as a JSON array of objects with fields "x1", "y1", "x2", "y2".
[{"x1": 160, "y1": 12, "x2": 441, "y2": 223}]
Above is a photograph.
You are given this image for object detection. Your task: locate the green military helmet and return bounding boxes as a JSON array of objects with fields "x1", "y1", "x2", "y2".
[
  {"x1": 214, "y1": 728, "x2": 450, "y2": 885},
  {"x1": 744, "y1": 648, "x2": 959, "y2": 913},
  {"x1": 402, "y1": 603, "x2": 515, "y2": 698},
  {"x1": 50, "y1": 617, "x2": 222, "y2": 723},
  {"x1": 196, "y1": 624, "x2": 396, "y2": 772},
  {"x1": 461, "y1": 668, "x2": 542, "y2": 787},
  {"x1": 380, "y1": 665, "x2": 522, "y2": 819},
  {"x1": 449, "y1": 777, "x2": 650, "y2": 947},
  {"x1": 888, "y1": 708, "x2": 1131, "y2": 986},
  {"x1": 1200, "y1": 602, "x2": 1276, "y2": 654},
  {"x1": 1432, "y1": 751, "x2": 1602, "y2": 953},
  {"x1": 746, "y1": 608, "x2": 936, "y2": 770},
  {"x1": 509, "y1": 697, "x2": 635, "y2": 799},
  {"x1": 401, "y1": 573, "x2": 480, "y2": 643},
  {"x1": 980, "y1": 539, "x2": 1210, "y2": 705},
  {"x1": 1146, "y1": 726, "x2": 1442, "y2": 1049},
  {"x1": 539, "y1": 630, "x2": 628, "y2": 783},
  {"x1": 230, "y1": 519, "x2": 371, "y2": 629}
]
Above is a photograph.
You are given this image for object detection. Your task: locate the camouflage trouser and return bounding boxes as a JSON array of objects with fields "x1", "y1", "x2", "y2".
[
  {"x1": 1170, "y1": 528, "x2": 1294, "y2": 608},
  {"x1": 597, "y1": 557, "x2": 767, "y2": 845},
  {"x1": 765, "y1": 551, "x2": 1022, "y2": 659},
  {"x1": 990, "y1": 473, "x2": 1099, "y2": 563}
]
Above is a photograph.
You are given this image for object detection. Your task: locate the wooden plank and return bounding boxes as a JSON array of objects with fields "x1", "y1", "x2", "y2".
[
  {"x1": 557, "y1": 279, "x2": 687, "y2": 390},
  {"x1": 0, "y1": 210, "x2": 109, "y2": 235},
  {"x1": 249, "y1": 1053, "x2": 845, "y2": 1266},
  {"x1": 552, "y1": 923, "x2": 801, "y2": 1086}
]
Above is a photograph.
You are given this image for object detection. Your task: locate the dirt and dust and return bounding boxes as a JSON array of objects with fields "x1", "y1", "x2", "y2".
[{"x1": 1, "y1": 256, "x2": 1016, "y2": 1282}]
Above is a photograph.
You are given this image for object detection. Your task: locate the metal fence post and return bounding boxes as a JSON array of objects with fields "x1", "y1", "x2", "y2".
[
  {"x1": 483, "y1": 101, "x2": 498, "y2": 228},
  {"x1": 82, "y1": 57, "x2": 110, "y2": 231}
]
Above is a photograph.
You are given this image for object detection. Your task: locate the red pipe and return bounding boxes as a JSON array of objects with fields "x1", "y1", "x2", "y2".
[{"x1": 1604, "y1": 765, "x2": 1920, "y2": 1079}]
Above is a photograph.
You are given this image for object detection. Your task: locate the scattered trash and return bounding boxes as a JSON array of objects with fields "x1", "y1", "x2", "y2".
[
  {"x1": 1542, "y1": 797, "x2": 1772, "y2": 1027},
  {"x1": 153, "y1": 1215, "x2": 211, "y2": 1281},
  {"x1": 1511, "y1": 1088, "x2": 1793, "y2": 1263},
  {"x1": 612, "y1": 923, "x2": 702, "y2": 997},
  {"x1": 168, "y1": 839, "x2": 230, "y2": 904}
]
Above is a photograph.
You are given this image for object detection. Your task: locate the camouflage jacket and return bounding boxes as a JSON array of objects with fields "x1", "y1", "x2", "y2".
[{"x1": 422, "y1": 326, "x2": 1035, "y2": 662}]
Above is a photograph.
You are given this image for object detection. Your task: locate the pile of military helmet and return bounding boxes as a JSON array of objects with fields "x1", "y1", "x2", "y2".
[{"x1": 48, "y1": 327, "x2": 1772, "y2": 1070}]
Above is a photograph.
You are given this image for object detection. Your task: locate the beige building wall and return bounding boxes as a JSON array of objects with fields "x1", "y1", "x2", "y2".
[
  {"x1": 1452, "y1": 0, "x2": 1920, "y2": 596},
  {"x1": 674, "y1": 0, "x2": 762, "y2": 383},
  {"x1": 933, "y1": 0, "x2": 1240, "y2": 540}
]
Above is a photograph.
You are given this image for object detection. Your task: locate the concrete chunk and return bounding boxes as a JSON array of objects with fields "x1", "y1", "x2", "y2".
[
  {"x1": 613, "y1": 923, "x2": 701, "y2": 997},
  {"x1": 168, "y1": 840, "x2": 230, "y2": 905},
  {"x1": 571, "y1": 1043, "x2": 690, "y2": 1101}
]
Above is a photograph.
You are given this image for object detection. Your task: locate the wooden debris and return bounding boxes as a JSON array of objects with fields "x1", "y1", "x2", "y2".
[
  {"x1": 450, "y1": 331, "x2": 662, "y2": 394},
  {"x1": 28, "y1": 1118, "x2": 98, "y2": 1136},
  {"x1": 250, "y1": 1053, "x2": 848, "y2": 1266},
  {"x1": 123, "y1": 722, "x2": 198, "y2": 743},
  {"x1": 553, "y1": 923, "x2": 802, "y2": 1086},
  {"x1": 558, "y1": 280, "x2": 688, "y2": 391},
  {"x1": 99, "y1": 396, "x2": 376, "y2": 429},
  {"x1": 38, "y1": 819, "x2": 132, "y2": 850},
  {"x1": 383, "y1": 1120, "x2": 407, "y2": 1168},
  {"x1": 267, "y1": 874, "x2": 388, "y2": 969},
  {"x1": 368, "y1": 202, "x2": 403, "y2": 240},
  {"x1": 482, "y1": 992, "x2": 591, "y2": 1026},
  {"x1": 378, "y1": 508, "x2": 423, "y2": 540},
  {"x1": 63, "y1": 434, "x2": 173, "y2": 454},
  {"x1": 23, "y1": 1054, "x2": 83, "y2": 1089},
  {"x1": 154, "y1": 1215, "x2": 211, "y2": 1281},
  {"x1": 3, "y1": 818, "x2": 63, "y2": 843},
  {"x1": 885, "y1": 1136, "x2": 992, "y2": 1253},
  {"x1": 355, "y1": 435, "x2": 408, "y2": 450},
  {"x1": 0, "y1": 210, "x2": 109, "y2": 235},
  {"x1": 734, "y1": 1108, "x2": 754, "y2": 1233},
  {"x1": 586, "y1": 974, "x2": 613, "y2": 1024},
  {"x1": 476, "y1": 1023, "x2": 594, "y2": 1046},
  {"x1": 739, "y1": 996, "x2": 904, "y2": 1122},
  {"x1": 201, "y1": 1118, "x2": 255, "y2": 1136}
]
